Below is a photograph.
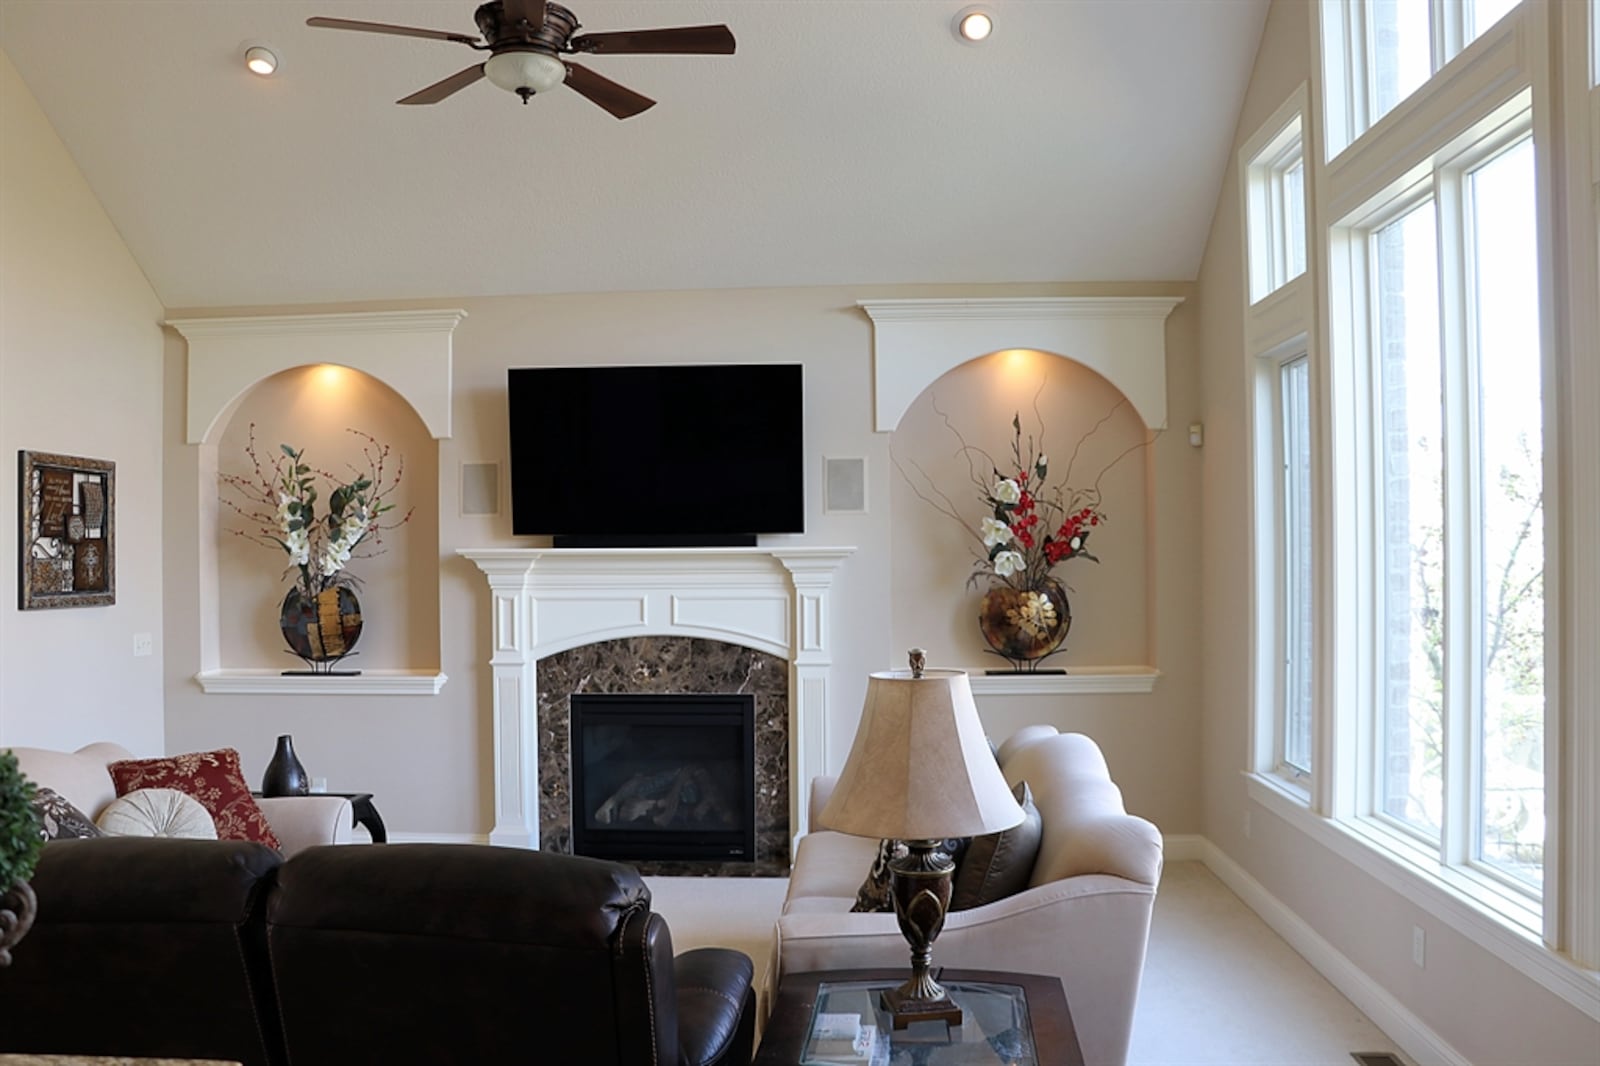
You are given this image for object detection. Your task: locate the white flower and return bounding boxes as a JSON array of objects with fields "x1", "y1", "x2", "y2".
[
  {"x1": 993, "y1": 550, "x2": 1026, "y2": 577},
  {"x1": 992, "y1": 478, "x2": 1021, "y2": 505},
  {"x1": 284, "y1": 528, "x2": 310, "y2": 566},
  {"x1": 980, "y1": 517, "x2": 1014, "y2": 548}
]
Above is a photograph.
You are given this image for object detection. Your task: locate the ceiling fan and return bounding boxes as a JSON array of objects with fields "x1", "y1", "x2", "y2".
[{"x1": 306, "y1": 0, "x2": 735, "y2": 119}]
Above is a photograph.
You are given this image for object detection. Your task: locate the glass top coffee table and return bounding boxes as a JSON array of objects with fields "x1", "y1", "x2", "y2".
[{"x1": 754, "y1": 968, "x2": 1082, "y2": 1066}]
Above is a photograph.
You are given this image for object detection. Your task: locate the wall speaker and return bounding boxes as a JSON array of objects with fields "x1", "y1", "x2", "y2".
[
  {"x1": 460, "y1": 462, "x2": 499, "y2": 516},
  {"x1": 823, "y1": 457, "x2": 867, "y2": 514}
]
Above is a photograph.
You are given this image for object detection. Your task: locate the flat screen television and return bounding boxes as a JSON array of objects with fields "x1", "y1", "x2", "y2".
[{"x1": 508, "y1": 364, "x2": 804, "y2": 547}]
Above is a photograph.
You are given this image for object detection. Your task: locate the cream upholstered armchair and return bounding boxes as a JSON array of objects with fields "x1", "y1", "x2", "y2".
[
  {"x1": 771, "y1": 725, "x2": 1163, "y2": 1066},
  {"x1": 10, "y1": 742, "x2": 353, "y2": 854}
]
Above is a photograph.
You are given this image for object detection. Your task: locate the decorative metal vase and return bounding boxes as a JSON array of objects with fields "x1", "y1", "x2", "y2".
[
  {"x1": 279, "y1": 586, "x2": 362, "y2": 675},
  {"x1": 977, "y1": 577, "x2": 1072, "y2": 673},
  {"x1": 261, "y1": 734, "x2": 310, "y2": 797},
  {"x1": 0, "y1": 880, "x2": 37, "y2": 968}
]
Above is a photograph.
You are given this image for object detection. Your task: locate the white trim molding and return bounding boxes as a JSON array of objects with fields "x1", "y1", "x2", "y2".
[
  {"x1": 459, "y1": 546, "x2": 855, "y2": 850},
  {"x1": 859, "y1": 297, "x2": 1182, "y2": 432},
  {"x1": 967, "y1": 666, "x2": 1160, "y2": 696},
  {"x1": 168, "y1": 309, "x2": 465, "y2": 443}
]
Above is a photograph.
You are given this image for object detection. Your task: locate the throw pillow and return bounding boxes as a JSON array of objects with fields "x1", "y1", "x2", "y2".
[
  {"x1": 950, "y1": 781, "x2": 1043, "y2": 911},
  {"x1": 29, "y1": 786, "x2": 105, "y2": 841},
  {"x1": 849, "y1": 836, "x2": 971, "y2": 914},
  {"x1": 107, "y1": 748, "x2": 281, "y2": 850},
  {"x1": 97, "y1": 788, "x2": 219, "y2": 840}
]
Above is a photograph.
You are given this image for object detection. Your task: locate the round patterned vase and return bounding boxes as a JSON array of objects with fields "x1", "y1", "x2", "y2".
[
  {"x1": 977, "y1": 578, "x2": 1072, "y2": 670},
  {"x1": 279, "y1": 586, "x2": 363, "y2": 667}
]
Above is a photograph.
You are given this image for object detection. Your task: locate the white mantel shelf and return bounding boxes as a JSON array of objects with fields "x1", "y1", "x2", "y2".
[
  {"x1": 966, "y1": 666, "x2": 1160, "y2": 696},
  {"x1": 195, "y1": 670, "x2": 448, "y2": 695}
]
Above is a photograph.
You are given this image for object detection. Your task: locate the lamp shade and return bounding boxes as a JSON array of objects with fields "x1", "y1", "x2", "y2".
[{"x1": 818, "y1": 668, "x2": 1023, "y2": 841}]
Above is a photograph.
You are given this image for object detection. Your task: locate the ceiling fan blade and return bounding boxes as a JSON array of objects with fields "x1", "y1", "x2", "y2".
[
  {"x1": 500, "y1": 0, "x2": 548, "y2": 31},
  {"x1": 397, "y1": 64, "x2": 487, "y2": 105},
  {"x1": 568, "y1": 25, "x2": 736, "y2": 55},
  {"x1": 562, "y1": 62, "x2": 656, "y2": 119},
  {"x1": 306, "y1": 16, "x2": 480, "y2": 47}
]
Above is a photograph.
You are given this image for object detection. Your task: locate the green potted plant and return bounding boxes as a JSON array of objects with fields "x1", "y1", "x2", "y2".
[{"x1": 0, "y1": 749, "x2": 43, "y2": 966}]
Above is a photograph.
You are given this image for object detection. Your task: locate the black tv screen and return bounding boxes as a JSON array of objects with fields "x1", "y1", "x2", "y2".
[{"x1": 508, "y1": 364, "x2": 804, "y2": 546}]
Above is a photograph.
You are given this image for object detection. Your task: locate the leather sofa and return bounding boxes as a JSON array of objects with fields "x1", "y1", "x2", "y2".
[
  {"x1": 10, "y1": 742, "x2": 355, "y2": 854},
  {"x1": 770, "y1": 725, "x2": 1163, "y2": 1066},
  {"x1": 0, "y1": 839, "x2": 757, "y2": 1066}
]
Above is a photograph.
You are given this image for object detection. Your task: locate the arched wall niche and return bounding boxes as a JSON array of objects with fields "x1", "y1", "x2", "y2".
[
  {"x1": 889, "y1": 350, "x2": 1152, "y2": 674},
  {"x1": 167, "y1": 310, "x2": 460, "y2": 693},
  {"x1": 213, "y1": 366, "x2": 439, "y2": 677}
]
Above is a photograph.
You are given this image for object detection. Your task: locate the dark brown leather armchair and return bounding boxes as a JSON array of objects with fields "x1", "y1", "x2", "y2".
[{"x1": 266, "y1": 843, "x2": 756, "y2": 1066}]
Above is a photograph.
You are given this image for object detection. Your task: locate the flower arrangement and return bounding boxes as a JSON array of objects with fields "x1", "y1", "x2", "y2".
[
  {"x1": 896, "y1": 397, "x2": 1149, "y2": 670},
  {"x1": 220, "y1": 425, "x2": 411, "y2": 603}
]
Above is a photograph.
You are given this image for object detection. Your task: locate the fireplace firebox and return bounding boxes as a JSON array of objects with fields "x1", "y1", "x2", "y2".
[{"x1": 570, "y1": 693, "x2": 757, "y2": 863}]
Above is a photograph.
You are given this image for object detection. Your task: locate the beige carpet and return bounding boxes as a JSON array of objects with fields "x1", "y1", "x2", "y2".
[{"x1": 646, "y1": 861, "x2": 1405, "y2": 1065}]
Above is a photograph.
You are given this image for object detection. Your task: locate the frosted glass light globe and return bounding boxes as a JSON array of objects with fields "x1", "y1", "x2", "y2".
[{"x1": 484, "y1": 51, "x2": 567, "y2": 95}]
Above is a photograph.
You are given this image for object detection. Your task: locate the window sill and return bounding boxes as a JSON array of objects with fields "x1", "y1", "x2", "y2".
[
  {"x1": 195, "y1": 670, "x2": 448, "y2": 695},
  {"x1": 1244, "y1": 772, "x2": 1600, "y2": 1021}
]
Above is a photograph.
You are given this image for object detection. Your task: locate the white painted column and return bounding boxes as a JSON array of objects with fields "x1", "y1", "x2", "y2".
[
  {"x1": 774, "y1": 549, "x2": 852, "y2": 841},
  {"x1": 462, "y1": 552, "x2": 541, "y2": 847}
]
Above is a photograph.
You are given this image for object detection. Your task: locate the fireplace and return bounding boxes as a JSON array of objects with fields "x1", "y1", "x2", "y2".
[{"x1": 570, "y1": 693, "x2": 757, "y2": 863}]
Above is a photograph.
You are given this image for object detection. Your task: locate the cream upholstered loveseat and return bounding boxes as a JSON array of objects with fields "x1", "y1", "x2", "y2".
[
  {"x1": 770, "y1": 725, "x2": 1162, "y2": 1066},
  {"x1": 10, "y1": 742, "x2": 354, "y2": 854}
]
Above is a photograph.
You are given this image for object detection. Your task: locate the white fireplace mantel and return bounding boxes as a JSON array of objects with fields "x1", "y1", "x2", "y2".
[{"x1": 459, "y1": 546, "x2": 855, "y2": 849}]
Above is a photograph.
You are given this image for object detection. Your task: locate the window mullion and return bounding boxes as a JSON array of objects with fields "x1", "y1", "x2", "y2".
[{"x1": 1435, "y1": 173, "x2": 1475, "y2": 870}]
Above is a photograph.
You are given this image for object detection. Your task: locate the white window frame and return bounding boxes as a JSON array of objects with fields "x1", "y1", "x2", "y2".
[
  {"x1": 1245, "y1": 0, "x2": 1600, "y2": 1014},
  {"x1": 1321, "y1": 0, "x2": 1525, "y2": 160},
  {"x1": 1243, "y1": 89, "x2": 1311, "y2": 303}
]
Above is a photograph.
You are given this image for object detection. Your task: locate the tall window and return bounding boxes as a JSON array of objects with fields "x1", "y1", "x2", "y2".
[
  {"x1": 1281, "y1": 357, "x2": 1315, "y2": 776},
  {"x1": 1358, "y1": 130, "x2": 1544, "y2": 903},
  {"x1": 1374, "y1": 200, "x2": 1443, "y2": 841},
  {"x1": 1245, "y1": 111, "x2": 1307, "y2": 302}
]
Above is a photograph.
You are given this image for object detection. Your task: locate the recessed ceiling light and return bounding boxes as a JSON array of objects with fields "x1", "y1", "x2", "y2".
[
  {"x1": 245, "y1": 46, "x2": 278, "y2": 77},
  {"x1": 954, "y1": 7, "x2": 993, "y2": 43}
]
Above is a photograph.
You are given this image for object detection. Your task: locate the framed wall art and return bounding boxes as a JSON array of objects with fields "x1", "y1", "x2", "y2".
[{"x1": 18, "y1": 450, "x2": 115, "y2": 609}]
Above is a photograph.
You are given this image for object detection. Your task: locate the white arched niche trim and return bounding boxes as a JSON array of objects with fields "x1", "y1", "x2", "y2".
[
  {"x1": 167, "y1": 310, "x2": 466, "y2": 444},
  {"x1": 860, "y1": 297, "x2": 1183, "y2": 432}
]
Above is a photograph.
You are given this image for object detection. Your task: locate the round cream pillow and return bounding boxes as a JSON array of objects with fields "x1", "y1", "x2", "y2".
[{"x1": 96, "y1": 787, "x2": 218, "y2": 839}]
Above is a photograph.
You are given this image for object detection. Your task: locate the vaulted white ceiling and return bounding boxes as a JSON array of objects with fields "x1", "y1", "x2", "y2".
[{"x1": 0, "y1": 0, "x2": 1267, "y2": 309}]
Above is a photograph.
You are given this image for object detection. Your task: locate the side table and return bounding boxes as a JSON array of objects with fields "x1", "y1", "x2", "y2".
[
  {"x1": 323, "y1": 791, "x2": 386, "y2": 842},
  {"x1": 754, "y1": 968, "x2": 1082, "y2": 1066},
  {"x1": 254, "y1": 791, "x2": 386, "y2": 843}
]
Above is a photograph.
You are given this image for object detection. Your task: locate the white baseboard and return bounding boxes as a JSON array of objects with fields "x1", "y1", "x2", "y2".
[
  {"x1": 1192, "y1": 837, "x2": 1470, "y2": 1066},
  {"x1": 1161, "y1": 832, "x2": 1209, "y2": 862},
  {"x1": 383, "y1": 831, "x2": 492, "y2": 845}
]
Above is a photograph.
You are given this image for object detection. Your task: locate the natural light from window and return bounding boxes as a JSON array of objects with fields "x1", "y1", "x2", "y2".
[
  {"x1": 1374, "y1": 201, "x2": 1444, "y2": 843},
  {"x1": 1282, "y1": 357, "x2": 1314, "y2": 776},
  {"x1": 1467, "y1": 139, "x2": 1544, "y2": 889},
  {"x1": 1370, "y1": 0, "x2": 1432, "y2": 123},
  {"x1": 1467, "y1": 0, "x2": 1520, "y2": 43}
]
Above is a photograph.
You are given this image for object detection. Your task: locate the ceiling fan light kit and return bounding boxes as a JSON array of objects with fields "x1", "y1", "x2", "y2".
[
  {"x1": 306, "y1": 0, "x2": 735, "y2": 118},
  {"x1": 484, "y1": 51, "x2": 566, "y2": 99}
]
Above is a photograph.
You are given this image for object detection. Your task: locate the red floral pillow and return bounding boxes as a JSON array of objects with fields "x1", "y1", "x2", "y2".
[{"x1": 107, "y1": 748, "x2": 281, "y2": 850}]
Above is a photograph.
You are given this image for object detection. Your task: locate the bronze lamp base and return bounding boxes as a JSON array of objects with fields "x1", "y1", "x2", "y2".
[{"x1": 883, "y1": 838, "x2": 962, "y2": 1030}]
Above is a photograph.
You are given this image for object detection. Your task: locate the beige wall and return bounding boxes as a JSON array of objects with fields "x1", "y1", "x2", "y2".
[
  {"x1": 158, "y1": 281, "x2": 1203, "y2": 839},
  {"x1": 0, "y1": 51, "x2": 165, "y2": 754},
  {"x1": 1194, "y1": 3, "x2": 1598, "y2": 1062}
]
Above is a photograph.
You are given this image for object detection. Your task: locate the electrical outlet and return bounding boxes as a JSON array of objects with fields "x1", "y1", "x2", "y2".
[
  {"x1": 1243, "y1": 810, "x2": 1252, "y2": 839},
  {"x1": 132, "y1": 632, "x2": 153, "y2": 657},
  {"x1": 1412, "y1": 925, "x2": 1425, "y2": 968}
]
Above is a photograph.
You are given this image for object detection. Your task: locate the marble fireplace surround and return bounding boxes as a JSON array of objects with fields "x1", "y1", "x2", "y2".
[{"x1": 460, "y1": 547, "x2": 855, "y2": 850}]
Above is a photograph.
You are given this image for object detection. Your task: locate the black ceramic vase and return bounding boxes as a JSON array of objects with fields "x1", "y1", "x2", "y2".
[{"x1": 262, "y1": 734, "x2": 310, "y2": 797}]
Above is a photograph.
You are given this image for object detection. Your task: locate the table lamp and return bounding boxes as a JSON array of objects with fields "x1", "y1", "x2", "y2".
[{"x1": 817, "y1": 649, "x2": 1025, "y2": 1029}]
